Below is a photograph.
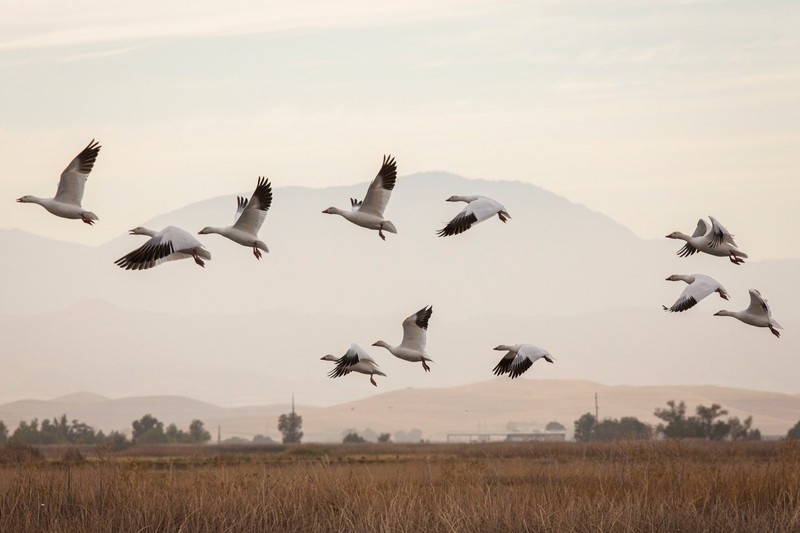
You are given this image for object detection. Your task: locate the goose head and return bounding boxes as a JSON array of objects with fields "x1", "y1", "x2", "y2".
[
  {"x1": 372, "y1": 340, "x2": 390, "y2": 349},
  {"x1": 320, "y1": 354, "x2": 338, "y2": 361},
  {"x1": 198, "y1": 227, "x2": 213, "y2": 235},
  {"x1": 128, "y1": 226, "x2": 157, "y2": 237},
  {"x1": 322, "y1": 207, "x2": 338, "y2": 214}
]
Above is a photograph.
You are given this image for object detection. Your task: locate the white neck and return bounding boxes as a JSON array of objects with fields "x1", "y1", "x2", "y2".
[{"x1": 451, "y1": 195, "x2": 478, "y2": 203}]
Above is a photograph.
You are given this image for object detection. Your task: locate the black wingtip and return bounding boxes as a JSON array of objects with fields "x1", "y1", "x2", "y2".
[
  {"x1": 415, "y1": 305, "x2": 433, "y2": 330},
  {"x1": 378, "y1": 155, "x2": 397, "y2": 190}
]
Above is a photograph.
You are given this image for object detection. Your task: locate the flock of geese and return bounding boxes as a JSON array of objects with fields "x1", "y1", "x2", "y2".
[
  {"x1": 664, "y1": 217, "x2": 782, "y2": 338},
  {"x1": 16, "y1": 140, "x2": 784, "y2": 387}
]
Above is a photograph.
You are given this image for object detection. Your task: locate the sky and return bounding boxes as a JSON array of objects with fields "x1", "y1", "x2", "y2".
[{"x1": 1, "y1": 0, "x2": 799, "y2": 260}]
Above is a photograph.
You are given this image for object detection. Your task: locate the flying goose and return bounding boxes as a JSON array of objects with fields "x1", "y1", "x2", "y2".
[
  {"x1": 666, "y1": 216, "x2": 748, "y2": 265},
  {"x1": 492, "y1": 344, "x2": 555, "y2": 379},
  {"x1": 437, "y1": 195, "x2": 510, "y2": 237},
  {"x1": 714, "y1": 289, "x2": 783, "y2": 338},
  {"x1": 321, "y1": 343, "x2": 387, "y2": 386},
  {"x1": 373, "y1": 305, "x2": 434, "y2": 372},
  {"x1": 115, "y1": 226, "x2": 211, "y2": 270},
  {"x1": 16, "y1": 140, "x2": 101, "y2": 225},
  {"x1": 322, "y1": 155, "x2": 398, "y2": 240},
  {"x1": 663, "y1": 274, "x2": 729, "y2": 312},
  {"x1": 199, "y1": 177, "x2": 272, "y2": 259}
]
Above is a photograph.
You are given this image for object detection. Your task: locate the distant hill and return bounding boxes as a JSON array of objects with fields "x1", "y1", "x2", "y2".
[
  {"x1": 3, "y1": 172, "x2": 796, "y2": 318},
  {"x1": 1, "y1": 380, "x2": 797, "y2": 442},
  {"x1": 0, "y1": 303, "x2": 797, "y2": 407},
  {"x1": 1, "y1": 173, "x2": 797, "y2": 410}
]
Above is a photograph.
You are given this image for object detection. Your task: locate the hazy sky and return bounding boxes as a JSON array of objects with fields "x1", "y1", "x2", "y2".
[{"x1": 2, "y1": 0, "x2": 798, "y2": 259}]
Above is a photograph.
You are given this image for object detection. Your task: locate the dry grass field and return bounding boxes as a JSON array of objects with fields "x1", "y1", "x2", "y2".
[{"x1": 1, "y1": 440, "x2": 799, "y2": 532}]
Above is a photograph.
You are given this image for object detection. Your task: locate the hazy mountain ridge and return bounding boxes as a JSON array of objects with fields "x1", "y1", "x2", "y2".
[
  {"x1": 0, "y1": 303, "x2": 796, "y2": 408},
  {"x1": 2, "y1": 172, "x2": 796, "y2": 318},
  {"x1": 1, "y1": 380, "x2": 797, "y2": 442},
  {"x1": 1, "y1": 173, "x2": 797, "y2": 411}
]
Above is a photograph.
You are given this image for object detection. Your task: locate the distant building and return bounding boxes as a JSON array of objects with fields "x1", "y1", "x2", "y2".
[{"x1": 446, "y1": 431, "x2": 566, "y2": 443}]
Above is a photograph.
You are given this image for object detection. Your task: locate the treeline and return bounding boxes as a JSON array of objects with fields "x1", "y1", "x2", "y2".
[
  {"x1": 574, "y1": 400, "x2": 766, "y2": 442},
  {"x1": 0, "y1": 414, "x2": 210, "y2": 446}
]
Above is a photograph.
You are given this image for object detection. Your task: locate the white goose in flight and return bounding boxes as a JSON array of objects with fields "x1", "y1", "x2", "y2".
[
  {"x1": 492, "y1": 344, "x2": 555, "y2": 379},
  {"x1": 322, "y1": 155, "x2": 398, "y2": 240},
  {"x1": 663, "y1": 274, "x2": 729, "y2": 313},
  {"x1": 17, "y1": 140, "x2": 101, "y2": 225},
  {"x1": 437, "y1": 195, "x2": 510, "y2": 237},
  {"x1": 115, "y1": 226, "x2": 211, "y2": 270},
  {"x1": 199, "y1": 177, "x2": 272, "y2": 259},
  {"x1": 373, "y1": 305, "x2": 434, "y2": 372},
  {"x1": 321, "y1": 343, "x2": 387, "y2": 386},
  {"x1": 714, "y1": 289, "x2": 783, "y2": 338},
  {"x1": 666, "y1": 216, "x2": 748, "y2": 265}
]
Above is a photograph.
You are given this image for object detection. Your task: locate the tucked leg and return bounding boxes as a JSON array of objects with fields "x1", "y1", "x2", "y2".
[
  {"x1": 422, "y1": 360, "x2": 430, "y2": 372},
  {"x1": 770, "y1": 326, "x2": 781, "y2": 338},
  {"x1": 193, "y1": 254, "x2": 206, "y2": 267},
  {"x1": 370, "y1": 374, "x2": 377, "y2": 386},
  {"x1": 253, "y1": 244, "x2": 262, "y2": 260}
]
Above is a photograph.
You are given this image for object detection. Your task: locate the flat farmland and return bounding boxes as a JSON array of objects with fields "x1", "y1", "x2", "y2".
[{"x1": 1, "y1": 441, "x2": 799, "y2": 532}]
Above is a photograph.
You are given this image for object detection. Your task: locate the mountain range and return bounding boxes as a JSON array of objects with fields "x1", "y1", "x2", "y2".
[{"x1": 0, "y1": 172, "x2": 796, "y2": 409}]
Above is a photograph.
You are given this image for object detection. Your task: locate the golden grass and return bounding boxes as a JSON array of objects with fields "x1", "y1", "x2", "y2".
[{"x1": 1, "y1": 440, "x2": 799, "y2": 532}]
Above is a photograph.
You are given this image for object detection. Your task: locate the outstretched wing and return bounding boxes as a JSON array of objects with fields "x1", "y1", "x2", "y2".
[
  {"x1": 691, "y1": 219, "x2": 708, "y2": 238},
  {"x1": 664, "y1": 276, "x2": 719, "y2": 313},
  {"x1": 114, "y1": 231, "x2": 174, "y2": 271},
  {"x1": 54, "y1": 139, "x2": 101, "y2": 206},
  {"x1": 507, "y1": 345, "x2": 551, "y2": 379},
  {"x1": 676, "y1": 242, "x2": 698, "y2": 258},
  {"x1": 328, "y1": 343, "x2": 373, "y2": 378},
  {"x1": 437, "y1": 197, "x2": 505, "y2": 237},
  {"x1": 492, "y1": 350, "x2": 517, "y2": 376},
  {"x1": 234, "y1": 196, "x2": 248, "y2": 224},
  {"x1": 507, "y1": 354, "x2": 534, "y2": 379},
  {"x1": 358, "y1": 155, "x2": 397, "y2": 217},
  {"x1": 233, "y1": 177, "x2": 272, "y2": 234},
  {"x1": 708, "y1": 216, "x2": 737, "y2": 248},
  {"x1": 400, "y1": 306, "x2": 432, "y2": 352},
  {"x1": 745, "y1": 289, "x2": 770, "y2": 317},
  {"x1": 114, "y1": 226, "x2": 203, "y2": 270},
  {"x1": 438, "y1": 204, "x2": 478, "y2": 237}
]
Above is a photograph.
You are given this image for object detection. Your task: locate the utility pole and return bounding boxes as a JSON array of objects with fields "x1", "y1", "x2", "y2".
[{"x1": 594, "y1": 393, "x2": 599, "y2": 421}]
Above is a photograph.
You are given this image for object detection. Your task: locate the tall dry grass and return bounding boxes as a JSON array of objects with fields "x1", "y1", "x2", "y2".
[{"x1": 1, "y1": 440, "x2": 798, "y2": 532}]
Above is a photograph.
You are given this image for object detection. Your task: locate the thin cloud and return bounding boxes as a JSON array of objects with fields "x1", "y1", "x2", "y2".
[
  {"x1": 63, "y1": 46, "x2": 144, "y2": 63},
  {"x1": 0, "y1": 0, "x2": 485, "y2": 51}
]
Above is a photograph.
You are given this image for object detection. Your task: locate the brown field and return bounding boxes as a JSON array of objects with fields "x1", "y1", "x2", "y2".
[{"x1": 1, "y1": 441, "x2": 799, "y2": 532}]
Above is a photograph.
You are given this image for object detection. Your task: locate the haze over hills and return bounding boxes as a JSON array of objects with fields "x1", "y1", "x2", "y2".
[
  {"x1": 1, "y1": 298, "x2": 797, "y2": 407},
  {"x1": 1, "y1": 380, "x2": 798, "y2": 442},
  {"x1": 4, "y1": 172, "x2": 797, "y2": 319},
  {"x1": 1, "y1": 173, "x2": 797, "y2": 408}
]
